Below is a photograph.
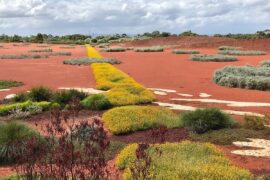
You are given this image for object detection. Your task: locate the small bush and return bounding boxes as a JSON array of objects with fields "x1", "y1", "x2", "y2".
[
  {"x1": 134, "y1": 46, "x2": 163, "y2": 52},
  {"x1": 0, "y1": 80, "x2": 23, "y2": 89},
  {"x1": 172, "y1": 49, "x2": 200, "y2": 54},
  {"x1": 59, "y1": 46, "x2": 76, "y2": 49},
  {"x1": 101, "y1": 47, "x2": 126, "y2": 52},
  {"x1": 102, "y1": 106, "x2": 182, "y2": 134},
  {"x1": 190, "y1": 54, "x2": 237, "y2": 62},
  {"x1": 244, "y1": 115, "x2": 269, "y2": 130},
  {"x1": 81, "y1": 94, "x2": 111, "y2": 110},
  {"x1": 182, "y1": 108, "x2": 235, "y2": 134},
  {"x1": 47, "y1": 52, "x2": 72, "y2": 56},
  {"x1": 0, "y1": 54, "x2": 48, "y2": 59},
  {"x1": 53, "y1": 89, "x2": 88, "y2": 106},
  {"x1": 13, "y1": 92, "x2": 29, "y2": 102},
  {"x1": 28, "y1": 86, "x2": 53, "y2": 102},
  {"x1": 0, "y1": 121, "x2": 40, "y2": 165},
  {"x1": 63, "y1": 57, "x2": 121, "y2": 65},
  {"x1": 218, "y1": 46, "x2": 240, "y2": 51},
  {"x1": 219, "y1": 50, "x2": 266, "y2": 56},
  {"x1": 260, "y1": 60, "x2": 270, "y2": 67},
  {"x1": 29, "y1": 48, "x2": 52, "y2": 53}
]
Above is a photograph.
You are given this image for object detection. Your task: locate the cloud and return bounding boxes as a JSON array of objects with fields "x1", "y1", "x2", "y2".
[{"x1": 0, "y1": 0, "x2": 269, "y2": 35}]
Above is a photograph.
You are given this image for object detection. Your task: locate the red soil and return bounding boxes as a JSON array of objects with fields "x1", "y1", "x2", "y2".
[{"x1": 0, "y1": 43, "x2": 96, "y2": 99}]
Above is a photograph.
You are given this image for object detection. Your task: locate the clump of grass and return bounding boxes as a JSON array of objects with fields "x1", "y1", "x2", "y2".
[
  {"x1": 28, "y1": 86, "x2": 53, "y2": 102},
  {"x1": 0, "y1": 54, "x2": 48, "y2": 59},
  {"x1": 116, "y1": 141, "x2": 252, "y2": 179},
  {"x1": 219, "y1": 50, "x2": 266, "y2": 56},
  {"x1": 260, "y1": 60, "x2": 270, "y2": 67},
  {"x1": 63, "y1": 57, "x2": 121, "y2": 65},
  {"x1": 213, "y1": 65, "x2": 270, "y2": 90},
  {"x1": 59, "y1": 46, "x2": 76, "y2": 49},
  {"x1": 101, "y1": 47, "x2": 126, "y2": 52},
  {"x1": 0, "y1": 80, "x2": 23, "y2": 89},
  {"x1": 102, "y1": 106, "x2": 181, "y2": 134},
  {"x1": 134, "y1": 46, "x2": 164, "y2": 52},
  {"x1": 191, "y1": 54, "x2": 237, "y2": 62},
  {"x1": 36, "y1": 45, "x2": 50, "y2": 48},
  {"x1": 47, "y1": 52, "x2": 72, "y2": 56},
  {"x1": 97, "y1": 44, "x2": 109, "y2": 48},
  {"x1": 81, "y1": 94, "x2": 112, "y2": 110},
  {"x1": 172, "y1": 49, "x2": 200, "y2": 54},
  {"x1": 218, "y1": 46, "x2": 240, "y2": 51},
  {"x1": 29, "y1": 48, "x2": 53, "y2": 53},
  {"x1": 53, "y1": 89, "x2": 88, "y2": 107}
]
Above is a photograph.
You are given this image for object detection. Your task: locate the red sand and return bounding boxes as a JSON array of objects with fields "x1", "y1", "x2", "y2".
[{"x1": 0, "y1": 43, "x2": 96, "y2": 99}]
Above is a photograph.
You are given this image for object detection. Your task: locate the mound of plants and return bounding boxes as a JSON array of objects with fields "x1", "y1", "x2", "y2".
[
  {"x1": 260, "y1": 60, "x2": 270, "y2": 67},
  {"x1": 81, "y1": 94, "x2": 111, "y2": 110},
  {"x1": 0, "y1": 80, "x2": 23, "y2": 89},
  {"x1": 0, "y1": 121, "x2": 40, "y2": 165},
  {"x1": 213, "y1": 65, "x2": 270, "y2": 90},
  {"x1": 101, "y1": 47, "x2": 126, "y2": 52},
  {"x1": 63, "y1": 57, "x2": 121, "y2": 65},
  {"x1": 29, "y1": 48, "x2": 53, "y2": 53},
  {"x1": 219, "y1": 50, "x2": 266, "y2": 56},
  {"x1": 0, "y1": 54, "x2": 48, "y2": 59},
  {"x1": 172, "y1": 49, "x2": 200, "y2": 54},
  {"x1": 102, "y1": 106, "x2": 181, "y2": 134},
  {"x1": 218, "y1": 46, "x2": 240, "y2": 51},
  {"x1": 134, "y1": 46, "x2": 164, "y2": 52},
  {"x1": 116, "y1": 141, "x2": 251, "y2": 179},
  {"x1": 53, "y1": 89, "x2": 88, "y2": 107},
  {"x1": 91, "y1": 63, "x2": 155, "y2": 106},
  {"x1": 36, "y1": 45, "x2": 50, "y2": 48},
  {"x1": 182, "y1": 108, "x2": 235, "y2": 134},
  {"x1": 59, "y1": 46, "x2": 76, "y2": 49},
  {"x1": 47, "y1": 52, "x2": 72, "y2": 56},
  {"x1": 190, "y1": 54, "x2": 237, "y2": 62}
]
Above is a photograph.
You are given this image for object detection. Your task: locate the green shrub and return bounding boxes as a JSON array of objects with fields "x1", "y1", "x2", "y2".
[
  {"x1": 81, "y1": 94, "x2": 111, "y2": 110},
  {"x1": 105, "y1": 141, "x2": 126, "y2": 161},
  {"x1": 102, "y1": 106, "x2": 182, "y2": 134},
  {"x1": 213, "y1": 65, "x2": 270, "y2": 91},
  {"x1": 182, "y1": 108, "x2": 235, "y2": 134},
  {"x1": 0, "y1": 80, "x2": 23, "y2": 89},
  {"x1": 244, "y1": 116, "x2": 269, "y2": 130},
  {"x1": 63, "y1": 57, "x2": 121, "y2": 65},
  {"x1": 59, "y1": 46, "x2": 75, "y2": 49},
  {"x1": 53, "y1": 89, "x2": 88, "y2": 106},
  {"x1": 47, "y1": 52, "x2": 72, "y2": 56},
  {"x1": 0, "y1": 101, "x2": 51, "y2": 116},
  {"x1": 29, "y1": 48, "x2": 52, "y2": 53},
  {"x1": 101, "y1": 47, "x2": 126, "y2": 52},
  {"x1": 0, "y1": 54, "x2": 48, "y2": 59},
  {"x1": 260, "y1": 60, "x2": 270, "y2": 67},
  {"x1": 13, "y1": 92, "x2": 29, "y2": 102},
  {"x1": 191, "y1": 128, "x2": 270, "y2": 145},
  {"x1": 134, "y1": 46, "x2": 163, "y2": 52},
  {"x1": 0, "y1": 121, "x2": 40, "y2": 165},
  {"x1": 28, "y1": 86, "x2": 53, "y2": 102},
  {"x1": 116, "y1": 141, "x2": 252, "y2": 179},
  {"x1": 219, "y1": 50, "x2": 266, "y2": 56},
  {"x1": 218, "y1": 46, "x2": 240, "y2": 51},
  {"x1": 190, "y1": 54, "x2": 237, "y2": 62},
  {"x1": 172, "y1": 49, "x2": 200, "y2": 54}
]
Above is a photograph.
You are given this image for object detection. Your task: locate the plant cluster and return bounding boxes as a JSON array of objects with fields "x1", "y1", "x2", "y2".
[
  {"x1": 47, "y1": 52, "x2": 72, "y2": 56},
  {"x1": 102, "y1": 106, "x2": 181, "y2": 134},
  {"x1": 0, "y1": 54, "x2": 49, "y2": 59},
  {"x1": 218, "y1": 46, "x2": 240, "y2": 50},
  {"x1": 29, "y1": 48, "x2": 53, "y2": 53},
  {"x1": 134, "y1": 46, "x2": 164, "y2": 52},
  {"x1": 0, "y1": 80, "x2": 23, "y2": 89},
  {"x1": 260, "y1": 60, "x2": 270, "y2": 67},
  {"x1": 81, "y1": 94, "x2": 111, "y2": 110},
  {"x1": 219, "y1": 50, "x2": 266, "y2": 56},
  {"x1": 190, "y1": 54, "x2": 237, "y2": 62},
  {"x1": 100, "y1": 47, "x2": 126, "y2": 52},
  {"x1": 172, "y1": 49, "x2": 200, "y2": 54},
  {"x1": 213, "y1": 65, "x2": 270, "y2": 90},
  {"x1": 63, "y1": 57, "x2": 121, "y2": 65}
]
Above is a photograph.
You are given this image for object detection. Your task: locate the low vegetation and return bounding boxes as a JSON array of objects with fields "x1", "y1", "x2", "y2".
[
  {"x1": 0, "y1": 54, "x2": 48, "y2": 59},
  {"x1": 101, "y1": 47, "x2": 126, "y2": 52},
  {"x1": 134, "y1": 46, "x2": 164, "y2": 52},
  {"x1": 63, "y1": 57, "x2": 121, "y2": 65},
  {"x1": 81, "y1": 94, "x2": 111, "y2": 110},
  {"x1": 91, "y1": 63, "x2": 155, "y2": 106},
  {"x1": 29, "y1": 48, "x2": 53, "y2": 53},
  {"x1": 102, "y1": 106, "x2": 181, "y2": 134},
  {"x1": 218, "y1": 46, "x2": 240, "y2": 50},
  {"x1": 0, "y1": 80, "x2": 23, "y2": 89},
  {"x1": 53, "y1": 89, "x2": 88, "y2": 107},
  {"x1": 219, "y1": 50, "x2": 266, "y2": 56},
  {"x1": 213, "y1": 65, "x2": 270, "y2": 90},
  {"x1": 47, "y1": 52, "x2": 72, "y2": 56},
  {"x1": 59, "y1": 46, "x2": 76, "y2": 49},
  {"x1": 172, "y1": 49, "x2": 200, "y2": 54},
  {"x1": 116, "y1": 141, "x2": 252, "y2": 179},
  {"x1": 182, "y1": 108, "x2": 235, "y2": 134},
  {"x1": 260, "y1": 60, "x2": 270, "y2": 67},
  {"x1": 190, "y1": 54, "x2": 237, "y2": 62}
]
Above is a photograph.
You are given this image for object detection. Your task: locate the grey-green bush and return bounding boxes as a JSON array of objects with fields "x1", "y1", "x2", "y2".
[
  {"x1": 172, "y1": 49, "x2": 200, "y2": 54},
  {"x1": 101, "y1": 47, "x2": 126, "y2": 52},
  {"x1": 190, "y1": 54, "x2": 237, "y2": 62},
  {"x1": 29, "y1": 86, "x2": 53, "y2": 102},
  {"x1": 63, "y1": 57, "x2": 121, "y2": 65},
  {"x1": 260, "y1": 60, "x2": 270, "y2": 67},
  {"x1": 219, "y1": 50, "x2": 266, "y2": 56},
  {"x1": 134, "y1": 46, "x2": 164, "y2": 52},
  {"x1": 218, "y1": 46, "x2": 240, "y2": 51},
  {"x1": 81, "y1": 94, "x2": 111, "y2": 110}
]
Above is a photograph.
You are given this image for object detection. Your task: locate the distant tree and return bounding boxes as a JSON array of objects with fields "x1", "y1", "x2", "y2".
[
  {"x1": 179, "y1": 30, "x2": 198, "y2": 36},
  {"x1": 161, "y1": 32, "x2": 171, "y2": 37},
  {"x1": 36, "y1": 33, "x2": 44, "y2": 43},
  {"x1": 151, "y1": 30, "x2": 160, "y2": 37}
]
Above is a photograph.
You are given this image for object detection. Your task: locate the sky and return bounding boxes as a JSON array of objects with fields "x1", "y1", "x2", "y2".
[{"x1": 0, "y1": 0, "x2": 269, "y2": 36}]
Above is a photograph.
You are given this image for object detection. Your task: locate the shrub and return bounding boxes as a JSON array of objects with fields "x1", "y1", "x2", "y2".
[
  {"x1": 213, "y1": 65, "x2": 270, "y2": 91},
  {"x1": 13, "y1": 92, "x2": 29, "y2": 102},
  {"x1": 53, "y1": 89, "x2": 88, "y2": 106},
  {"x1": 81, "y1": 94, "x2": 111, "y2": 110},
  {"x1": 101, "y1": 47, "x2": 126, "y2": 52},
  {"x1": 134, "y1": 46, "x2": 163, "y2": 52},
  {"x1": 115, "y1": 141, "x2": 252, "y2": 179},
  {"x1": 28, "y1": 86, "x2": 53, "y2": 102},
  {"x1": 63, "y1": 57, "x2": 121, "y2": 65},
  {"x1": 219, "y1": 50, "x2": 266, "y2": 56},
  {"x1": 0, "y1": 101, "x2": 51, "y2": 116},
  {"x1": 47, "y1": 52, "x2": 72, "y2": 56},
  {"x1": 0, "y1": 80, "x2": 23, "y2": 89},
  {"x1": 218, "y1": 46, "x2": 240, "y2": 51},
  {"x1": 244, "y1": 115, "x2": 269, "y2": 130},
  {"x1": 102, "y1": 106, "x2": 182, "y2": 134},
  {"x1": 0, "y1": 54, "x2": 48, "y2": 59},
  {"x1": 190, "y1": 54, "x2": 237, "y2": 62},
  {"x1": 0, "y1": 121, "x2": 40, "y2": 165},
  {"x1": 172, "y1": 49, "x2": 200, "y2": 54},
  {"x1": 260, "y1": 60, "x2": 270, "y2": 67},
  {"x1": 59, "y1": 46, "x2": 75, "y2": 49},
  {"x1": 182, "y1": 108, "x2": 235, "y2": 134},
  {"x1": 91, "y1": 63, "x2": 155, "y2": 106},
  {"x1": 105, "y1": 141, "x2": 126, "y2": 161},
  {"x1": 29, "y1": 48, "x2": 52, "y2": 53}
]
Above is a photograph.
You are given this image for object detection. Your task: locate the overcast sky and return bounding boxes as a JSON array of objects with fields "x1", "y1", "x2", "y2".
[{"x1": 0, "y1": 0, "x2": 269, "y2": 36}]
